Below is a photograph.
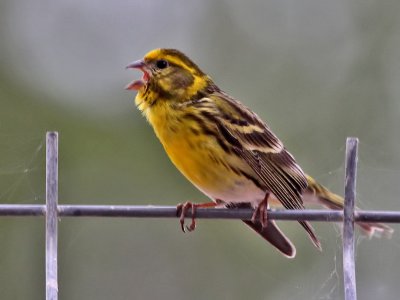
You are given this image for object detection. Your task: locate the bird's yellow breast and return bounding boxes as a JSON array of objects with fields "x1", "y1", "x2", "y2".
[
  {"x1": 145, "y1": 101, "x2": 254, "y2": 199},
  {"x1": 147, "y1": 102, "x2": 216, "y2": 186}
]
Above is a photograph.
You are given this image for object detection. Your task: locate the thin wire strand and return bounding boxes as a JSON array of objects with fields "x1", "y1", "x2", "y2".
[
  {"x1": 4, "y1": 133, "x2": 400, "y2": 300},
  {"x1": 0, "y1": 204, "x2": 399, "y2": 223}
]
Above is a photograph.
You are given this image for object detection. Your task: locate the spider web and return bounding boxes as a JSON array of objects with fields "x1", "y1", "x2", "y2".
[
  {"x1": 229, "y1": 140, "x2": 400, "y2": 300},
  {"x1": 0, "y1": 133, "x2": 45, "y2": 299},
  {"x1": 0, "y1": 134, "x2": 45, "y2": 204},
  {"x1": 0, "y1": 134, "x2": 399, "y2": 299}
]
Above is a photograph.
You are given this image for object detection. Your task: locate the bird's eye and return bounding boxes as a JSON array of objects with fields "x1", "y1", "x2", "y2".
[{"x1": 156, "y1": 59, "x2": 169, "y2": 69}]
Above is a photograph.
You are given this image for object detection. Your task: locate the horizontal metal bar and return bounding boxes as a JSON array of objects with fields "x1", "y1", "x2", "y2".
[
  {"x1": 354, "y1": 211, "x2": 400, "y2": 223},
  {"x1": 0, "y1": 204, "x2": 46, "y2": 216},
  {"x1": 0, "y1": 204, "x2": 399, "y2": 223},
  {"x1": 57, "y1": 205, "x2": 344, "y2": 221}
]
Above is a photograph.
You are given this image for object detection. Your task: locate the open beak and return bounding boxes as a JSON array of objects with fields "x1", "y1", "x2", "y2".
[
  {"x1": 125, "y1": 59, "x2": 146, "y2": 70},
  {"x1": 125, "y1": 59, "x2": 150, "y2": 91}
]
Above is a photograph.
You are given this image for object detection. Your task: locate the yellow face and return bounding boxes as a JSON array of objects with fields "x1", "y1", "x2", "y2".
[{"x1": 126, "y1": 48, "x2": 211, "y2": 110}]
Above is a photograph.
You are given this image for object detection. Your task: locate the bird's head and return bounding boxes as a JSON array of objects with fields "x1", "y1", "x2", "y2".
[{"x1": 126, "y1": 48, "x2": 212, "y2": 110}]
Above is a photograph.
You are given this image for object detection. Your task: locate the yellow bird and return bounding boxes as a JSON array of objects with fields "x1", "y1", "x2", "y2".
[{"x1": 126, "y1": 48, "x2": 392, "y2": 258}]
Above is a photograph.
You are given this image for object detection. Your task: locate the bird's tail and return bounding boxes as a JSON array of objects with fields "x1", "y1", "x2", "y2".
[
  {"x1": 243, "y1": 219, "x2": 296, "y2": 258},
  {"x1": 304, "y1": 174, "x2": 393, "y2": 239},
  {"x1": 228, "y1": 202, "x2": 296, "y2": 257}
]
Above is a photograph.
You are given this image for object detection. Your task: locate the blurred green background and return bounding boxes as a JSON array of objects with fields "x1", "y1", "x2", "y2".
[{"x1": 1, "y1": 0, "x2": 400, "y2": 299}]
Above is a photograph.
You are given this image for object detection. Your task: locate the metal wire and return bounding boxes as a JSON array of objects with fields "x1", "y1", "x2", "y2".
[
  {"x1": 343, "y1": 137, "x2": 358, "y2": 300},
  {"x1": 46, "y1": 132, "x2": 58, "y2": 300},
  {"x1": 0, "y1": 204, "x2": 399, "y2": 222},
  {"x1": 3, "y1": 132, "x2": 400, "y2": 300}
]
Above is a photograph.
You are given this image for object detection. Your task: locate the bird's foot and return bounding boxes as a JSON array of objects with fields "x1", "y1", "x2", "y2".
[
  {"x1": 176, "y1": 201, "x2": 217, "y2": 232},
  {"x1": 176, "y1": 201, "x2": 196, "y2": 232},
  {"x1": 251, "y1": 192, "x2": 270, "y2": 228}
]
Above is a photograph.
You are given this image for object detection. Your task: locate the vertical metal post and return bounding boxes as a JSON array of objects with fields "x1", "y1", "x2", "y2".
[
  {"x1": 343, "y1": 137, "x2": 358, "y2": 300},
  {"x1": 46, "y1": 132, "x2": 59, "y2": 300}
]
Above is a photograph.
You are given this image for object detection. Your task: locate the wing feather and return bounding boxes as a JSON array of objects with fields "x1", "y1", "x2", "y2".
[{"x1": 187, "y1": 93, "x2": 321, "y2": 249}]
